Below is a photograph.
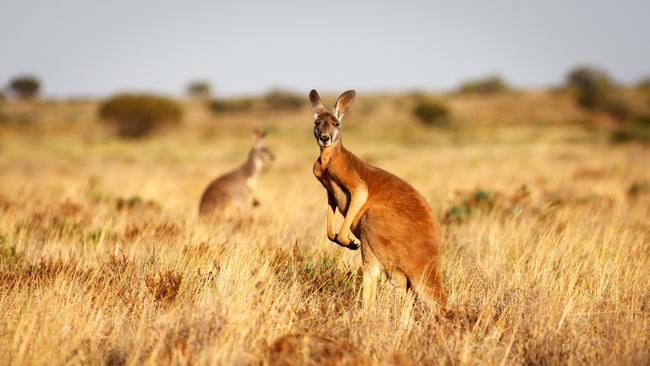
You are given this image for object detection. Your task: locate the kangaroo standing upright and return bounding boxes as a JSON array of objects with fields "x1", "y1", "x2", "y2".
[
  {"x1": 199, "y1": 130, "x2": 274, "y2": 217},
  {"x1": 310, "y1": 89, "x2": 447, "y2": 310}
]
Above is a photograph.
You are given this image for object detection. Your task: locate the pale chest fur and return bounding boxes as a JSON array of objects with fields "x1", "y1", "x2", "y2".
[
  {"x1": 245, "y1": 176, "x2": 258, "y2": 191},
  {"x1": 245, "y1": 158, "x2": 263, "y2": 192}
]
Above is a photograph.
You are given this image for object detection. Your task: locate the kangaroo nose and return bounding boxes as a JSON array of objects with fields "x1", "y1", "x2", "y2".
[{"x1": 319, "y1": 135, "x2": 331, "y2": 143}]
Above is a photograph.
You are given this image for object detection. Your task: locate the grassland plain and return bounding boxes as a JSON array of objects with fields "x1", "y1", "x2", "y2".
[{"x1": 0, "y1": 92, "x2": 648, "y2": 365}]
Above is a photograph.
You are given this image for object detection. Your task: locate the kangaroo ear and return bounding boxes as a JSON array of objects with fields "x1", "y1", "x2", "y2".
[
  {"x1": 333, "y1": 90, "x2": 356, "y2": 121},
  {"x1": 309, "y1": 89, "x2": 327, "y2": 117},
  {"x1": 252, "y1": 129, "x2": 264, "y2": 144}
]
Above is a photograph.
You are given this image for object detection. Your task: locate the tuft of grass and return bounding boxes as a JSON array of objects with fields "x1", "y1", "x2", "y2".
[
  {"x1": 145, "y1": 269, "x2": 182, "y2": 304},
  {"x1": 0, "y1": 234, "x2": 24, "y2": 271},
  {"x1": 444, "y1": 185, "x2": 531, "y2": 224}
]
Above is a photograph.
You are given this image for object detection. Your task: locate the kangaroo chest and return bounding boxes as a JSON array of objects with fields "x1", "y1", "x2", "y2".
[{"x1": 313, "y1": 160, "x2": 351, "y2": 215}]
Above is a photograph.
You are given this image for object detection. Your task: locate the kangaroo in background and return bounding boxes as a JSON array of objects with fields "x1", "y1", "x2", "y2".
[
  {"x1": 310, "y1": 89, "x2": 447, "y2": 311},
  {"x1": 199, "y1": 130, "x2": 274, "y2": 217}
]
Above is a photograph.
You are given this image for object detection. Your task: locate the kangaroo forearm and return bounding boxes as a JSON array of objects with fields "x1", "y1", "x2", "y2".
[
  {"x1": 326, "y1": 191, "x2": 337, "y2": 240},
  {"x1": 327, "y1": 204, "x2": 337, "y2": 239},
  {"x1": 338, "y1": 187, "x2": 368, "y2": 238},
  {"x1": 351, "y1": 202, "x2": 369, "y2": 231}
]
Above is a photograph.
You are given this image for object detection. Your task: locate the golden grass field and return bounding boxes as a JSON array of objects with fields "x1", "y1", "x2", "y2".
[{"x1": 0, "y1": 92, "x2": 648, "y2": 365}]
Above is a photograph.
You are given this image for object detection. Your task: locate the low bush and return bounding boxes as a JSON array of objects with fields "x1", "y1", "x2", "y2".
[
  {"x1": 98, "y1": 93, "x2": 182, "y2": 138},
  {"x1": 209, "y1": 98, "x2": 255, "y2": 113},
  {"x1": 8, "y1": 75, "x2": 40, "y2": 99},
  {"x1": 458, "y1": 75, "x2": 510, "y2": 95},
  {"x1": 412, "y1": 98, "x2": 450, "y2": 126},
  {"x1": 186, "y1": 80, "x2": 212, "y2": 99},
  {"x1": 263, "y1": 89, "x2": 304, "y2": 111},
  {"x1": 566, "y1": 66, "x2": 616, "y2": 109},
  {"x1": 566, "y1": 66, "x2": 635, "y2": 122}
]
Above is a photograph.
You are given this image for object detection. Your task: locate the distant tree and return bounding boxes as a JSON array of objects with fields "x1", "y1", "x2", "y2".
[
  {"x1": 458, "y1": 75, "x2": 510, "y2": 95},
  {"x1": 98, "y1": 93, "x2": 183, "y2": 138},
  {"x1": 566, "y1": 66, "x2": 617, "y2": 110},
  {"x1": 187, "y1": 80, "x2": 212, "y2": 100},
  {"x1": 566, "y1": 66, "x2": 633, "y2": 122},
  {"x1": 8, "y1": 75, "x2": 40, "y2": 99},
  {"x1": 413, "y1": 98, "x2": 450, "y2": 126}
]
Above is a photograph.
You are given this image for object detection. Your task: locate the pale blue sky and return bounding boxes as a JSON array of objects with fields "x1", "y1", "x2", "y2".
[{"x1": 1, "y1": 0, "x2": 648, "y2": 97}]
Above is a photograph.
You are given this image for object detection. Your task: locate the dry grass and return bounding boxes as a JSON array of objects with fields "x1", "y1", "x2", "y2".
[{"x1": 0, "y1": 92, "x2": 649, "y2": 365}]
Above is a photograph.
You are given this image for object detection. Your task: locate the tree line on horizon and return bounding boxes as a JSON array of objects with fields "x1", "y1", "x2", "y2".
[{"x1": 2, "y1": 66, "x2": 649, "y2": 142}]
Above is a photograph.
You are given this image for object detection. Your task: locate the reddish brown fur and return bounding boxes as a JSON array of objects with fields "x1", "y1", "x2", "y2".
[{"x1": 310, "y1": 89, "x2": 447, "y2": 309}]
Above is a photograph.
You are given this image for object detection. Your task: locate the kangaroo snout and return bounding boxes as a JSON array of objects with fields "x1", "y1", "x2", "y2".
[{"x1": 319, "y1": 134, "x2": 331, "y2": 144}]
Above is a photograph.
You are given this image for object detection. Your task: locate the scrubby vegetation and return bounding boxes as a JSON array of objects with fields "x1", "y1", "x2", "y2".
[
  {"x1": 8, "y1": 75, "x2": 40, "y2": 99},
  {"x1": 186, "y1": 81, "x2": 212, "y2": 100},
  {"x1": 611, "y1": 114, "x2": 650, "y2": 143},
  {"x1": 209, "y1": 89, "x2": 304, "y2": 114},
  {"x1": 209, "y1": 97, "x2": 256, "y2": 113},
  {"x1": 565, "y1": 66, "x2": 634, "y2": 122},
  {"x1": 412, "y1": 98, "x2": 450, "y2": 125},
  {"x1": 98, "y1": 93, "x2": 183, "y2": 138},
  {"x1": 263, "y1": 89, "x2": 304, "y2": 111},
  {"x1": 457, "y1": 75, "x2": 510, "y2": 95}
]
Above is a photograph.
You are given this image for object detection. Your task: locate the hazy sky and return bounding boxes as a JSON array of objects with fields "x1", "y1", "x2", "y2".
[{"x1": 1, "y1": 0, "x2": 649, "y2": 97}]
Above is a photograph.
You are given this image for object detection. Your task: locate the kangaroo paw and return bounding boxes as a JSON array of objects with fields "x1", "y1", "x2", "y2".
[{"x1": 333, "y1": 234, "x2": 360, "y2": 250}]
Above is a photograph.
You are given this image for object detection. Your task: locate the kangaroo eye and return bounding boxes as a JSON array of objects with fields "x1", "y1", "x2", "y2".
[
  {"x1": 333, "y1": 121, "x2": 340, "y2": 126},
  {"x1": 314, "y1": 119, "x2": 321, "y2": 125}
]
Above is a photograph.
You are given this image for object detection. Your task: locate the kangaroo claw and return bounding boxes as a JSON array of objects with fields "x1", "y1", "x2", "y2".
[{"x1": 332, "y1": 234, "x2": 360, "y2": 250}]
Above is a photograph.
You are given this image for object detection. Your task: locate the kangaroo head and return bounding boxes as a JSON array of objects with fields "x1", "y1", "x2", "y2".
[
  {"x1": 309, "y1": 89, "x2": 356, "y2": 147},
  {"x1": 250, "y1": 130, "x2": 274, "y2": 168}
]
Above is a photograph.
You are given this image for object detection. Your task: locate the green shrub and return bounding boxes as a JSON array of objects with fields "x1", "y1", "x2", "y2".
[
  {"x1": 187, "y1": 80, "x2": 212, "y2": 99},
  {"x1": 565, "y1": 66, "x2": 637, "y2": 122},
  {"x1": 458, "y1": 75, "x2": 510, "y2": 95},
  {"x1": 566, "y1": 66, "x2": 617, "y2": 110},
  {"x1": 98, "y1": 94, "x2": 182, "y2": 138},
  {"x1": 413, "y1": 99, "x2": 450, "y2": 126},
  {"x1": 263, "y1": 89, "x2": 304, "y2": 111},
  {"x1": 209, "y1": 98, "x2": 255, "y2": 113},
  {"x1": 8, "y1": 75, "x2": 40, "y2": 99}
]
